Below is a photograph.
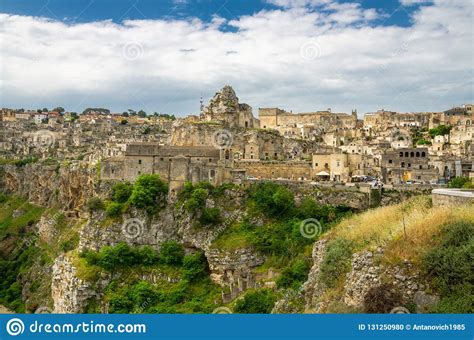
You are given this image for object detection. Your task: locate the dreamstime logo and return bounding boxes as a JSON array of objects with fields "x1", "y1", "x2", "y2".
[
  {"x1": 390, "y1": 306, "x2": 410, "y2": 314},
  {"x1": 299, "y1": 218, "x2": 322, "y2": 239},
  {"x1": 300, "y1": 40, "x2": 321, "y2": 61},
  {"x1": 212, "y1": 129, "x2": 233, "y2": 149},
  {"x1": 122, "y1": 42, "x2": 144, "y2": 61},
  {"x1": 6, "y1": 318, "x2": 24, "y2": 336},
  {"x1": 35, "y1": 306, "x2": 52, "y2": 314},
  {"x1": 212, "y1": 307, "x2": 232, "y2": 314},
  {"x1": 122, "y1": 218, "x2": 144, "y2": 239},
  {"x1": 33, "y1": 130, "x2": 55, "y2": 147}
]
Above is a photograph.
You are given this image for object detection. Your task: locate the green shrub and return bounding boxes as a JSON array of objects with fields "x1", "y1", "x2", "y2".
[
  {"x1": 129, "y1": 174, "x2": 168, "y2": 213},
  {"x1": 423, "y1": 221, "x2": 473, "y2": 312},
  {"x1": 0, "y1": 193, "x2": 7, "y2": 203},
  {"x1": 105, "y1": 202, "x2": 123, "y2": 217},
  {"x1": 234, "y1": 289, "x2": 276, "y2": 314},
  {"x1": 248, "y1": 182, "x2": 295, "y2": 218},
  {"x1": 111, "y1": 182, "x2": 133, "y2": 203},
  {"x1": 448, "y1": 177, "x2": 473, "y2": 189},
  {"x1": 429, "y1": 125, "x2": 451, "y2": 138},
  {"x1": 81, "y1": 243, "x2": 159, "y2": 271},
  {"x1": 159, "y1": 241, "x2": 185, "y2": 266},
  {"x1": 199, "y1": 207, "x2": 221, "y2": 226},
  {"x1": 276, "y1": 259, "x2": 310, "y2": 289},
  {"x1": 184, "y1": 188, "x2": 208, "y2": 213},
  {"x1": 319, "y1": 238, "x2": 353, "y2": 288},
  {"x1": 183, "y1": 251, "x2": 208, "y2": 281},
  {"x1": 87, "y1": 197, "x2": 104, "y2": 212}
]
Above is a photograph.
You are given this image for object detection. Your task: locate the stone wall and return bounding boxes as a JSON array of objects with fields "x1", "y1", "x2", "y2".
[{"x1": 432, "y1": 189, "x2": 474, "y2": 206}]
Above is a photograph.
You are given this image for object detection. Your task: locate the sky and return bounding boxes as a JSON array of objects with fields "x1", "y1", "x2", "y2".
[{"x1": 0, "y1": 0, "x2": 472, "y2": 117}]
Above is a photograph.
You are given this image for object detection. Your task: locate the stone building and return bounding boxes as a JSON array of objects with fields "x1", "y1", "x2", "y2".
[
  {"x1": 259, "y1": 107, "x2": 357, "y2": 133},
  {"x1": 380, "y1": 147, "x2": 437, "y2": 184},
  {"x1": 101, "y1": 143, "x2": 232, "y2": 192}
]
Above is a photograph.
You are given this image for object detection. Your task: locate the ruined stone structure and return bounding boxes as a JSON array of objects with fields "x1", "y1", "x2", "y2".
[{"x1": 201, "y1": 85, "x2": 259, "y2": 128}]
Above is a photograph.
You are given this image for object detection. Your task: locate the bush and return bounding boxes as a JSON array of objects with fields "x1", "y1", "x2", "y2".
[
  {"x1": 248, "y1": 182, "x2": 295, "y2": 218},
  {"x1": 448, "y1": 177, "x2": 473, "y2": 189},
  {"x1": 87, "y1": 197, "x2": 104, "y2": 212},
  {"x1": 129, "y1": 174, "x2": 168, "y2": 213},
  {"x1": 0, "y1": 193, "x2": 7, "y2": 203},
  {"x1": 234, "y1": 289, "x2": 276, "y2": 314},
  {"x1": 81, "y1": 243, "x2": 159, "y2": 271},
  {"x1": 276, "y1": 259, "x2": 310, "y2": 289},
  {"x1": 429, "y1": 125, "x2": 451, "y2": 138},
  {"x1": 159, "y1": 241, "x2": 185, "y2": 266},
  {"x1": 423, "y1": 221, "x2": 473, "y2": 312},
  {"x1": 183, "y1": 251, "x2": 208, "y2": 281},
  {"x1": 319, "y1": 238, "x2": 353, "y2": 288},
  {"x1": 105, "y1": 202, "x2": 123, "y2": 217},
  {"x1": 111, "y1": 182, "x2": 133, "y2": 203},
  {"x1": 184, "y1": 188, "x2": 208, "y2": 213},
  {"x1": 363, "y1": 283, "x2": 403, "y2": 313},
  {"x1": 199, "y1": 207, "x2": 221, "y2": 226}
]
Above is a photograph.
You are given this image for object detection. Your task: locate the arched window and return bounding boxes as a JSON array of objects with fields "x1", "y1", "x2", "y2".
[
  {"x1": 421, "y1": 152, "x2": 426, "y2": 157},
  {"x1": 410, "y1": 152, "x2": 414, "y2": 157},
  {"x1": 405, "y1": 152, "x2": 409, "y2": 157},
  {"x1": 416, "y1": 152, "x2": 420, "y2": 157},
  {"x1": 225, "y1": 150, "x2": 230, "y2": 160}
]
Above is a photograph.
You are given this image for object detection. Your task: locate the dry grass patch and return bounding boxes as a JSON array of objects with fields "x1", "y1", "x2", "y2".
[{"x1": 326, "y1": 196, "x2": 474, "y2": 264}]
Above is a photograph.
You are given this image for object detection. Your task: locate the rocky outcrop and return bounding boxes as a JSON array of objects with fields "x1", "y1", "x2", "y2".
[
  {"x1": 78, "y1": 207, "x2": 179, "y2": 252},
  {"x1": 1, "y1": 162, "x2": 95, "y2": 212},
  {"x1": 51, "y1": 255, "x2": 102, "y2": 313},
  {"x1": 343, "y1": 250, "x2": 421, "y2": 308},
  {"x1": 302, "y1": 240, "x2": 327, "y2": 312},
  {"x1": 302, "y1": 240, "x2": 435, "y2": 313},
  {"x1": 206, "y1": 247, "x2": 265, "y2": 302}
]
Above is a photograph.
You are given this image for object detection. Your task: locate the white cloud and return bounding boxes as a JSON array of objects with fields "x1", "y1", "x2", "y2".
[
  {"x1": 0, "y1": 0, "x2": 472, "y2": 116},
  {"x1": 399, "y1": 0, "x2": 432, "y2": 6}
]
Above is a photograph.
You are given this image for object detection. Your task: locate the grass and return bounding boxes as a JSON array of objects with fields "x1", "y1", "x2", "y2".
[{"x1": 326, "y1": 195, "x2": 474, "y2": 265}]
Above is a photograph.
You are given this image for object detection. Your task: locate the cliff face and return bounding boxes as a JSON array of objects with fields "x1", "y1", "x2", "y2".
[
  {"x1": 1, "y1": 163, "x2": 444, "y2": 314},
  {"x1": 1, "y1": 162, "x2": 95, "y2": 212}
]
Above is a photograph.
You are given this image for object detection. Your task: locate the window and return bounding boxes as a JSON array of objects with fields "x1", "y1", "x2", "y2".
[
  {"x1": 160, "y1": 157, "x2": 164, "y2": 161},
  {"x1": 315, "y1": 163, "x2": 319, "y2": 166},
  {"x1": 209, "y1": 158, "x2": 212, "y2": 162},
  {"x1": 419, "y1": 165, "x2": 422, "y2": 169},
  {"x1": 408, "y1": 163, "x2": 411, "y2": 168},
  {"x1": 245, "y1": 121, "x2": 248, "y2": 128},
  {"x1": 138, "y1": 159, "x2": 142, "y2": 164},
  {"x1": 421, "y1": 152, "x2": 426, "y2": 157},
  {"x1": 401, "y1": 162, "x2": 405, "y2": 167},
  {"x1": 389, "y1": 159, "x2": 392, "y2": 164},
  {"x1": 405, "y1": 152, "x2": 409, "y2": 157},
  {"x1": 399, "y1": 152, "x2": 403, "y2": 157},
  {"x1": 416, "y1": 152, "x2": 420, "y2": 157},
  {"x1": 410, "y1": 152, "x2": 414, "y2": 157}
]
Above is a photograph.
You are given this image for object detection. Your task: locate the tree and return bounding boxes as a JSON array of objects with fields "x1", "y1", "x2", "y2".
[
  {"x1": 120, "y1": 119, "x2": 128, "y2": 125},
  {"x1": 183, "y1": 251, "x2": 208, "y2": 281},
  {"x1": 111, "y1": 182, "x2": 133, "y2": 203},
  {"x1": 234, "y1": 289, "x2": 276, "y2": 313},
  {"x1": 122, "y1": 112, "x2": 129, "y2": 117},
  {"x1": 159, "y1": 241, "x2": 184, "y2": 265},
  {"x1": 137, "y1": 110, "x2": 147, "y2": 118},
  {"x1": 129, "y1": 174, "x2": 168, "y2": 213},
  {"x1": 53, "y1": 107, "x2": 65, "y2": 113}
]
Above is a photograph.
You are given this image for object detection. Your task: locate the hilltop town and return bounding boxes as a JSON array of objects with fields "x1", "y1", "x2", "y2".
[
  {"x1": 0, "y1": 86, "x2": 473, "y2": 315},
  {"x1": 1, "y1": 85, "x2": 473, "y2": 191}
]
